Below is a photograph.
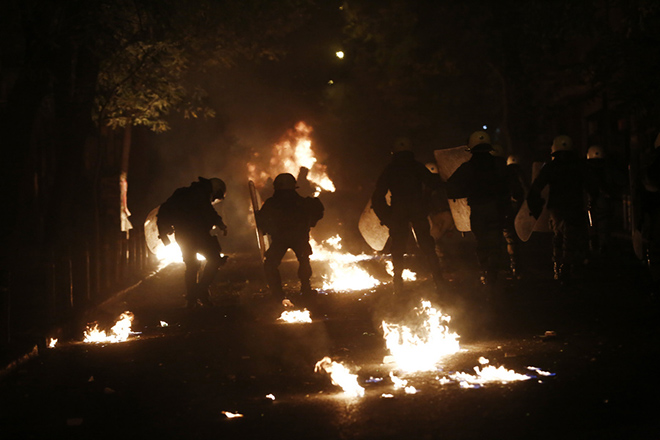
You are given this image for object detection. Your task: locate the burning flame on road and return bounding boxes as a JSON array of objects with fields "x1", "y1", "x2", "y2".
[
  {"x1": 385, "y1": 261, "x2": 417, "y2": 281},
  {"x1": 443, "y1": 358, "x2": 532, "y2": 388},
  {"x1": 382, "y1": 300, "x2": 460, "y2": 373},
  {"x1": 83, "y1": 312, "x2": 134, "y2": 344},
  {"x1": 311, "y1": 235, "x2": 381, "y2": 291},
  {"x1": 278, "y1": 309, "x2": 312, "y2": 323},
  {"x1": 315, "y1": 356, "x2": 365, "y2": 398}
]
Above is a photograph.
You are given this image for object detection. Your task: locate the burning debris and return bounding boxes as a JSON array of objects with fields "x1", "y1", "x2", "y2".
[
  {"x1": 314, "y1": 356, "x2": 365, "y2": 398},
  {"x1": 382, "y1": 300, "x2": 461, "y2": 373},
  {"x1": 83, "y1": 312, "x2": 135, "y2": 344},
  {"x1": 310, "y1": 236, "x2": 381, "y2": 291},
  {"x1": 277, "y1": 309, "x2": 313, "y2": 324},
  {"x1": 47, "y1": 338, "x2": 58, "y2": 349},
  {"x1": 442, "y1": 358, "x2": 533, "y2": 388}
]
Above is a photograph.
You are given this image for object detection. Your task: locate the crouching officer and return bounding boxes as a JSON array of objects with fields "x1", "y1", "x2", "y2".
[
  {"x1": 256, "y1": 173, "x2": 324, "y2": 306},
  {"x1": 157, "y1": 177, "x2": 228, "y2": 308}
]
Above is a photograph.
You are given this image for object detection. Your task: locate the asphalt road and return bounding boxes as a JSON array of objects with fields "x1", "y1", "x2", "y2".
[{"x1": 1, "y1": 233, "x2": 659, "y2": 440}]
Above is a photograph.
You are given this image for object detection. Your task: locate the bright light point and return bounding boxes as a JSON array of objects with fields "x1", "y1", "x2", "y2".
[
  {"x1": 159, "y1": 321, "x2": 168, "y2": 327},
  {"x1": 336, "y1": 51, "x2": 344, "y2": 59},
  {"x1": 328, "y1": 79, "x2": 334, "y2": 85},
  {"x1": 48, "y1": 338, "x2": 58, "y2": 348},
  {"x1": 266, "y1": 394, "x2": 276, "y2": 401},
  {"x1": 482, "y1": 125, "x2": 487, "y2": 130}
]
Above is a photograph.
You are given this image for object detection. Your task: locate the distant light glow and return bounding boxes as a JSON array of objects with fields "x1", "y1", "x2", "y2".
[
  {"x1": 482, "y1": 125, "x2": 487, "y2": 130},
  {"x1": 328, "y1": 79, "x2": 334, "y2": 85},
  {"x1": 336, "y1": 51, "x2": 344, "y2": 59}
]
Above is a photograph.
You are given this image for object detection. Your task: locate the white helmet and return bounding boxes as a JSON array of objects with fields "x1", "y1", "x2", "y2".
[
  {"x1": 467, "y1": 131, "x2": 492, "y2": 150},
  {"x1": 507, "y1": 155, "x2": 520, "y2": 166},
  {"x1": 551, "y1": 135, "x2": 573, "y2": 154},
  {"x1": 587, "y1": 145, "x2": 604, "y2": 160},
  {"x1": 425, "y1": 162, "x2": 438, "y2": 174},
  {"x1": 392, "y1": 137, "x2": 412, "y2": 152}
]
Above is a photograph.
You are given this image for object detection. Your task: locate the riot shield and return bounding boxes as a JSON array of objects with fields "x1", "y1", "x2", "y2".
[
  {"x1": 249, "y1": 180, "x2": 270, "y2": 259},
  {"x1": 358, "y1": 192, "x2": 391, "y2": 251},
  {"x1": 515, "y1": 161, "x2": 549, "y2": 242},
  {"x1": 144, "y1": 205, "x2": 177, "y2": 256},
  {"x1": 433, "y1": 146, "x2": 472, "y2": 232}
]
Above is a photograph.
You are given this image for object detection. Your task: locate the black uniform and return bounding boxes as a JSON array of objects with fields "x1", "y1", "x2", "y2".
[
  {"x1": 527, "y1": 150, "x2": 592, "y2": 283},
  {"x1": 585, "y1": 156, "x2": 624, "y2": 254},
  {"x1": 372, "y1": 150, "x2": 444, "y2": 293},
  {"x1": 256, "y1": 188, "x2": 324, "y2": 300},
  {"x1": 640, "y1": 146, "x2": 660, "y2": 291},
  {"x1": 157, "y1": 177, "x2": 227, "y2": 307},
  {"x1": 446, "y1": 148, "x2": 510, "y2": 285},
  {"x1": 503, "y1": 162, "x2": 529, "y2": 275}
]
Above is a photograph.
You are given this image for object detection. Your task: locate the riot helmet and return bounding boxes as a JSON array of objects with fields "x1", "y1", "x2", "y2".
[
  {"x1": 586, "y1": 145, "x2": 604, "y2": 160},
  {"x1": 392, "y1": 137, "x2": 412, "y2": 153},
  {"x1": 425, "y1": 162, "x2": 438, "y2": 174},
  {"x1": 467, "y1": 131, "x2": 492, "y2": 152},
  {"x1": 507, "y1": 155, "x2": 520, "y2": 166},
  {"x1": 209, "y1": 178, "x2": 226, "y2": 200},
  {"x1": 273, "y1": 173, "x2": 297, "y2": 191},
  {"x1": 551, "y1": 135, "x2": 573, "y2": 154}
]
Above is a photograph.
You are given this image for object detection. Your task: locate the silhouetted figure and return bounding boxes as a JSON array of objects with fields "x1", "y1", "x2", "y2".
[
  {"x1": 256, "y1": 173, "x2": 324, "y2": 305},
  {"x1": 446, "y1": 131, "x2": 510, "y2": 287},
  {"x1": 425, "y1": 162, "x2": 454, "y2": 264},
  {"x1": 157, "y1": 177, "x2": 228, "y2": 308},
  {"x1": 372, "y1": 137, "x2": 445, "y2": 294},
  {"x1": 585, "y1": 145, "x2": 625, "y2": 255},
  {"x1": 504, "y1": 154, "x2": 529, "y2": 277},
  {"x1": 527, "y1": 136, "x2": 593, "y2": 286}
]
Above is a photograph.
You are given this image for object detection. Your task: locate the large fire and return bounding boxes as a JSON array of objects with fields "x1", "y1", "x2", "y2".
[
  {"x1": 314, "y1": 356, "x2": 365, "y2": 398},
  {"x1": 83, "y1": 312, "x2": 135, "y2": 344},
  {"x1": 248, "y1": 121, "x2": 335, "y2": 196},
  {"x1": 382, "y1": 300, "x2": 461, "y2": 373}
]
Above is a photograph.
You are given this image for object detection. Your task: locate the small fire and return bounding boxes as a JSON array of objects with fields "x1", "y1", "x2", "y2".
[
  {"x1": 278, "y1": 309, "x2": 312, "y2": 323},
  {"x1": 47, "y1": 338, "x2": 58, "y2": 348},
  {"x1": 444, "y1": 358, "x2": 532, "y2": 387},
  {"x1": 314, "y1": 356, "x2": 365, "y2": 398},
  {"x1": 248, "y1": 121, "x2": 335, "y2": 195},
  {"x1": 155, "y1": 240, "x2": 208, "y2": 269},
  {"x1": 222, "y1": 411, "x2": 244, "y2": 419},
  {"x1": 389, "y1": 372, "x2": 417, "y2": 394},
  {"x1": 310, "y1": 236, "x2": 381, "y2": 291},
  {"x1": 83, "y1": 312, "x2": 135, "y2": 344},
  {"x1": 385, "y1": 261, "x2": 417, "y2": 281},
  {"x1": 382, "y1": 300, "x2": 460, "y2": 373}
]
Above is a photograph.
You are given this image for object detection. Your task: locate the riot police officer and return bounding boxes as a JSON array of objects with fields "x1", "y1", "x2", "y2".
[
  {"x1": 157, "y1": 177, "x2": 228, "y2": 308},
  {"x1": 372, "y1": 137, "x2": 445, "y2": 294},
  {"x1": 527, "y1": 135, "x2": 593, "y2": 286},
  {"x1": 446, "y1": 131, "x2": 510, "y2": 287},
  {"x1": 256, "y1": 173, "x2": 324, "y2": 305}
]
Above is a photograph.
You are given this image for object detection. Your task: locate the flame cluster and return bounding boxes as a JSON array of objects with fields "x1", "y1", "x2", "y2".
[
  {"x1": 83, "y1": 312, "x2": 134, "y2": 344},
  {"x1": 248, "y1": 121, "x2": 335, "y2": 196},
  {"x1": 382, "y1": 300, "x2": 460, "y2": 373}
]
